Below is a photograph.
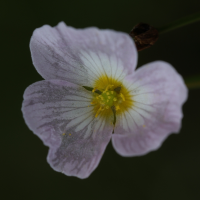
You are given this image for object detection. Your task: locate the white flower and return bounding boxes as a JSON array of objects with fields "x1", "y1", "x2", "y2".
[{"x1": 22, "y1": 22, "x2": 188, "y2": 179}]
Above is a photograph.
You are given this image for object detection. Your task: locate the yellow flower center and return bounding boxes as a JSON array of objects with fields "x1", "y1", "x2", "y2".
[{"x1": 90, "y1": 75, "x2": 134, "y2": 120}]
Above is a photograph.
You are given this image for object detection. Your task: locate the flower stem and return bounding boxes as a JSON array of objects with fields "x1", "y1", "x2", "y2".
[
  {"x1": 184, "y1": 75, "x2": 200, "y2": 89},
  {"x1": 157, "y1": 13, "x2": 200, "y2": 89},
  {"x1": 158, "y1": 12, "x2": 200, "y2": 34}
]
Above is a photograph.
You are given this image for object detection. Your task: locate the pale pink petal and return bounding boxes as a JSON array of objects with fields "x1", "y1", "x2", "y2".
[
  {"x1": 22, "y1": 80, "x2": 112, "y2": 178},
  {"x1": 112, "y1": 61, "x2": 188, "y2": 156},
  {"x1": 30, "y1": 22, "x2": 137, "y2": 86}
]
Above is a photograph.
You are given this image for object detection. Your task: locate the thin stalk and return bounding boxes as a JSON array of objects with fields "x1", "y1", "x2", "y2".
[{"x1": 158, "y1": 12, "x2": 200, "y2": 34}]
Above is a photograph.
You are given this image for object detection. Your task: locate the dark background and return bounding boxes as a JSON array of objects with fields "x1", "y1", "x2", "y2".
[{"x1": 2, "y1": 0, "x2": 200, "y2": 199}]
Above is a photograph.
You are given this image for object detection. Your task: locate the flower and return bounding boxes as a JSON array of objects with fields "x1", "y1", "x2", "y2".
[{"x1": 22, "y1": 22, "x2": 188, "y2": 179}]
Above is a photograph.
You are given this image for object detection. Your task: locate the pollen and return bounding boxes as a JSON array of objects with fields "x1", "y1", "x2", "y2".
[{"x1": 91, "y1": 75, "x2": 134, "y2": 119}]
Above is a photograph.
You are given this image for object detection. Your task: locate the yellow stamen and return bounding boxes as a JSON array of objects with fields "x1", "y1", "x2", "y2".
[
  {"x1": 92, "y1": 87, "x2": 98, "y2": 93},
  {"x1": 105, "y1": 84, "x2": 114, "y2": 92},
  {"x1": 90, "y1": 75, "x2": 133, "y2": 119},
  {"x1": 95, "y1": 107, "x2": 102, "y2": 117},
  {"x1": 120, "y1": 93, "x2": 125, "y2": 101},
  {"x1": 116, "y1": 105, "x2": 120, "y2": 110}
]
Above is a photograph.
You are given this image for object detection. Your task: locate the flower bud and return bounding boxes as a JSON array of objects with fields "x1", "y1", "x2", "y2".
[{"x1": 130, "y1": 23, "x2": 158, "y2": 51}]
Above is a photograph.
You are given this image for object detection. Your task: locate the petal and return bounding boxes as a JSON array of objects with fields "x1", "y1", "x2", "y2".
[
  {"x1": 22, "y1": 80, "x2": 112, "y2": 178},
  {"x1": 112, "y1": 61, "x2": 188, "y2": 156},
  {"x1": 30, "y1": 22, "x2": 137, "y2": 86}
]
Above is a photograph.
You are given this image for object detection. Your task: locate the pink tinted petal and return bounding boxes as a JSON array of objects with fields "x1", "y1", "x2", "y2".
[
  {"x1": 30, "y1": 22, "x2": 137, "y2": 86},
  {"x1": 112, "y1": 61, "x2": 188, "y2": 156},
  {"x1": 22, "y1": 80, "x2": 112, "y2": 178}
]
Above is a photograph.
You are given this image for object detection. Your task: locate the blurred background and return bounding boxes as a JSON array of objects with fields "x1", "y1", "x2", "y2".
[{"x1": 1, "y1": 0, "x2": 200, "y2": 199}]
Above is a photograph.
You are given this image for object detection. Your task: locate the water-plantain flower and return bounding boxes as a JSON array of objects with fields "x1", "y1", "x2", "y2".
[{"x1": 22, "y1": 22, "x2": 188, "y2": 179}]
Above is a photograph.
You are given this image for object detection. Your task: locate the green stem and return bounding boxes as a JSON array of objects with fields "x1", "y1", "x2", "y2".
[
  {"x1": 184, "y1": 75, "x2": 200, "y2": 89},
  {"x1": 157, "y1": 13, "x2": 200, "y2": 89},
  {"x1": 158, "y1": 12, "x2": 200, "y2": 34}
]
